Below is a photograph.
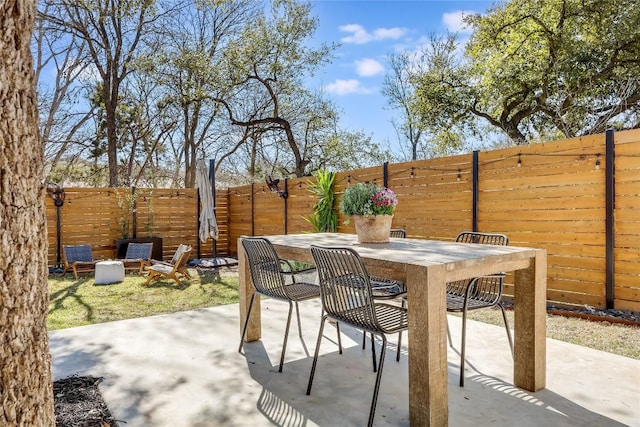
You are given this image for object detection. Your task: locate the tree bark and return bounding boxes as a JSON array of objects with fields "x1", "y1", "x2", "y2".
[{"x1": 0, "y1": 0, "x2": 55, "y2": 424}]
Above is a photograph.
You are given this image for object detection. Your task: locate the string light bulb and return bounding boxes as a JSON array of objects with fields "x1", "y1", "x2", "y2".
[
  {"x1": 517, "y1": 154, "x2": 522, "y2": 167},
  {"x1": 457, "y1": 170, "x2": 461, "y2": 182},
  {"x1": 595, "y1": 154, "x2": 601, "y2": 170},
  {"x1": 410, "y1": 167, "x2": 415, "y2": 178}
]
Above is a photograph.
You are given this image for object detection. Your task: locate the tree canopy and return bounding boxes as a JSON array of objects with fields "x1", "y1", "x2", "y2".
[
  {"x1": 35, "y1": 0, "x2": 392, "y2": 187},
  {"x1": 412, "y1": 0, "x2": 640, "y2": 145}
]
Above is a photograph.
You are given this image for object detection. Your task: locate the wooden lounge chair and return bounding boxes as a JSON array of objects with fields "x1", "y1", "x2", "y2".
[
  {"x1": 119, "y1": 242, "x2": 153, "y2": 273},
  {"x1": 144, "y1": 245, "x2": 192, "y2": 285},
  {"x1": 151, "y1": 244, "x2": 190, "y2": 270},
  {"x1": 62, "y1": 245, "x2": 97, "y2": 279}
]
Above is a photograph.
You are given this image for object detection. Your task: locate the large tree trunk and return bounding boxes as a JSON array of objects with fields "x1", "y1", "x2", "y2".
[{"x1": 0, "y1": 0, "x2": 55, "y2": 424}]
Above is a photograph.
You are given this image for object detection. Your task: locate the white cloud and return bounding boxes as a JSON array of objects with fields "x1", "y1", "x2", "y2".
[
  {"x1": 324, "y1": 79, "x2": 374, "y2": 95},
  {"x1": 443, "y1": 10, "x2": 474, "y2": 34},
  {"x1": 340, "y1": 24, "x2": 408, "y2": 44},
  {"x1": 355, "y1": 58, "x2": 384, "y2": 77},
  {"x1": 373, "y1": 27, "x2": 406, "y2": 40}
]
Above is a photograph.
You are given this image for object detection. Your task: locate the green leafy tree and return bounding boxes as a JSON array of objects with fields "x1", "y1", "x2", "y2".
[
  {"x1": 154, "y1": 0, "x2": 257, "y2": 187},
  {"x1": 382, "y1": 51, "x2": 424, "y2": 160},
  {"x1": 384, "y1": 34, "x2": 467, "y2": 158},
  {"x1": 414, "y1": 0, "x2": 640, "y2": 144},
  {"x1": 214, "y1": 0, "x2": 337, "y2": 177},
  {"x1": 40, "y1": 0, "x2": 169, "y2": 186}
]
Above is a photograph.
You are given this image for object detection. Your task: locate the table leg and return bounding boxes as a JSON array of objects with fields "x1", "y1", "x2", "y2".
[
  {"x1": 407, "y1": 264, "x2": 448, "y2": 426},
  {"x1": 514, "y1": 249, "x2": 547, "y2": 391},
  {"x1": 238, "y1": 238, "x2": 261, "y2": 341}
]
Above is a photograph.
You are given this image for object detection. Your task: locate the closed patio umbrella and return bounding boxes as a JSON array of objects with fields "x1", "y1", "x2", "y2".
[{"x1": 196, "y1": 159, "x2": 219, "y2": 243}]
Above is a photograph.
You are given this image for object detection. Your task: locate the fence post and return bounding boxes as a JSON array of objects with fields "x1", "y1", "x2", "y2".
[
  {"x1": 383, "y1": 162, "x2": 389, "y2": 187},
  {"x1": 251, "y1": 183, "x2": 255, "y2": 237},
  {"x1": 284, "y1": 178, "x2": 288, "y2": 235},
  {"x1": 605, "y1": 129, "x2": 615, "y2": 309},
  {"x1": 472, "y1": 151, "x2": 479, "y2": 232},
  {"x1": 226, "y1": 188, "x2": 231, "y2": 255},
  {"x1": 131, "y1": 186, "x2": 137, "y2": 238}
]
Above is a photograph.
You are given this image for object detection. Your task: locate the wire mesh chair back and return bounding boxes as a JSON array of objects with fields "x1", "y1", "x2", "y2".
[
  {"x1": 64, "y1": 245, "x2": 94, "y2": 263},
  {"x1": 447, "y1": 232, "x2": 509, "y2": 306},
  {"x1": 389, "y1": 228, "x2": 406, "y2": 238},
  {"x1": 125, "y1": 242, "x2": 153, "y2": 260},
  {"x1": 241, "y1": 237, "x2": 289, "y2": 300},
  {"x1": 456, "y1": 231, "x2": 508, "y2": 246},
  {"x1": 310, "y1": 245, "x2": 379, "y2": 331}
]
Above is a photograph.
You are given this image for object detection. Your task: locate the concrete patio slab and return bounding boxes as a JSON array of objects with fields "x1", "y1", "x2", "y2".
[{"x1": 49, "y1": 299, "x2": 640, "y2": 426}]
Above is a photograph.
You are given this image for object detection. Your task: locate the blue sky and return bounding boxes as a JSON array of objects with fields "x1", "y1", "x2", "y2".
[{"x1": 309, "y1": 0, "x2": 494, "y2": 154}]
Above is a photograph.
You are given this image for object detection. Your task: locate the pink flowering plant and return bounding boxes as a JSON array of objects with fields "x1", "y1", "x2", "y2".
[{"x1": 339, "y1": 183, "x2": 398, "y2": 217}]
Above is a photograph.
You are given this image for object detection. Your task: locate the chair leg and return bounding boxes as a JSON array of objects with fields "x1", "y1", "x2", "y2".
[
  {"x1": 370, "y1": 333, "x2": 377, "y2": 372},
  {"x1": 278, "y1": 301, "x2": 294, "y2": 372},
  {"x1": 396, "y1": 298, "x2": 406, "y2": 362},
  {"x1": 307, "y1": 315, "x2": 328, "y2": 395},
  {"x1": 336, "y1": 322, "x2": 343, "y2": 354},
  {"x1": 368, "y1": 333, "x2": 387, "y2": 427},
  {"x1": 145, "y1": 271, "x2": 159, "y2": 285},
  {"x1": 362, "y1": 330, "x2": 367, "y2": 349},
  {"x1": 238, "y1": 293, "x2": 257, "y2": 353},
  {"x1": 294, "y1": 301, "x2": 303, "y2": 337},
  {"x1": 459, "y1": 306, "x2": 469, "y2": 387},
  {"x1": 499, "y1": 304, "x2": 514, "y2": 357},
  {"x1": 446, "y1": 316, "x2": 453, "y2": 348}
]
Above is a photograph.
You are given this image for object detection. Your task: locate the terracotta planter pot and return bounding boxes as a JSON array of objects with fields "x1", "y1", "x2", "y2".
[{"x1": 352, "y1": 215, "x2": 393, "y2": 243}]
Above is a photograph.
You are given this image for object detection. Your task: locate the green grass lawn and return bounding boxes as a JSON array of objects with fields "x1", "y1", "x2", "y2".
[
  {"x1": 462, "y1": 308, "x2": 640, "y2": 360},
  {"x1": 48, "y1": 267, "x2": 239, "y2": 330}
]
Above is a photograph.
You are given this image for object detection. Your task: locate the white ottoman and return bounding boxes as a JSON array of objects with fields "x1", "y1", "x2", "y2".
[{"x1": 95, "y1": 260, "x2": 125, "y2": 284}]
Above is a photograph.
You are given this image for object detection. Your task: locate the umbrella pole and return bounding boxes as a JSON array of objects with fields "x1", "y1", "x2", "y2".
[{"x1": 197, "y1": 189, "x2": 202, "y2": 259}]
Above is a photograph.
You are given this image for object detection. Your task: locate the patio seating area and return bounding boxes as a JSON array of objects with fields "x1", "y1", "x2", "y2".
[{"x1": 49, "y1": 299, "x2": 640, "y2": 426}]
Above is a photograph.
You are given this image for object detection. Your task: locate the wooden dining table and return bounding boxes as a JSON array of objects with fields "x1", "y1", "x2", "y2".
[{"x1": 238, "y1": 233, "x2": 547, "y2": 426}]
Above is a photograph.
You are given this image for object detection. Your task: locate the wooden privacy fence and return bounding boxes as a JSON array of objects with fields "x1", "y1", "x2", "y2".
[
  {"x1": 45, "y1": 188, "x2": 232, "y2": 266},
  {"x1": 46, "y1": 129, "x2": 639, "y2": 311},
  {"x1": 223, "y1": 129, "x2": 640, "y2": 312}
]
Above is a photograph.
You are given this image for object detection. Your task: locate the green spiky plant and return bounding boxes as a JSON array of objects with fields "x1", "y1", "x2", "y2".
[{"x1": 304, "y1": 169, "x2": 337, "y2": 232}]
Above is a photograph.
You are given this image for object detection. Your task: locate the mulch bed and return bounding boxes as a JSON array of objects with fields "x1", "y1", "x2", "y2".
[{"x1": 54, "y1": 376, "x2": 119, "y2": 427}]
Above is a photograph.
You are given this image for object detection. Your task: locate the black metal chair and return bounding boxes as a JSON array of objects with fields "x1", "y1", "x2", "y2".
[
  {"x1": 366, "y1": 228, "x2": 407, "y2": 363},
  {"x1": 239, "y1": 237, "x2": 320, "y2": 372},
  {"x1": 447, "y1": 231, "x2": 514, "y2": 387},
  {"x1": 308, "y1": 245, "x2": 408, "y2": 427}
]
